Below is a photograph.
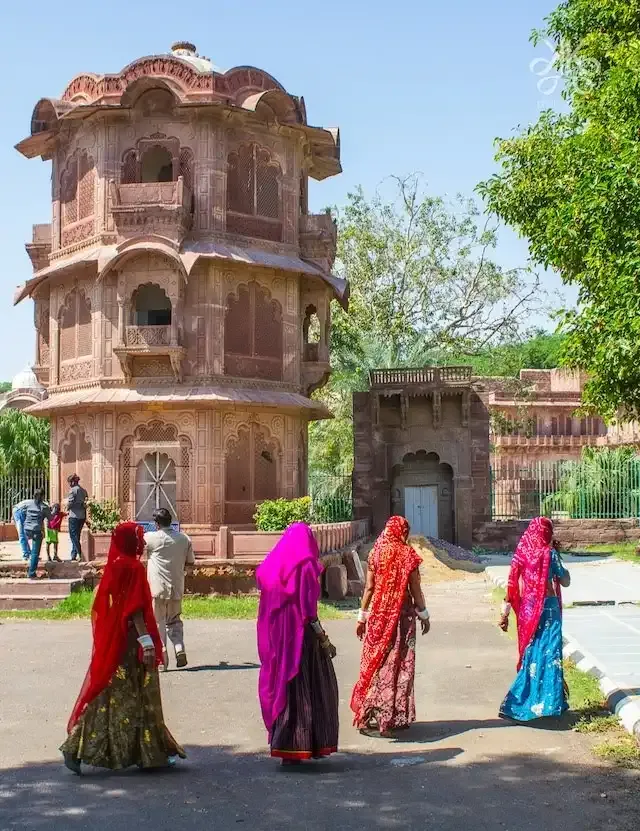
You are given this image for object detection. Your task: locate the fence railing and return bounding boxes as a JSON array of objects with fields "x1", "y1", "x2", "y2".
[
  {"x1": 0, "y1": 469, "x2": 50, "y2": 523},
  {"x1": 309, "y1": 471, "x2": 353, "y2": 523},
  {"x1": 491, "y1": 457, "x2": 640, "y2": 521}
]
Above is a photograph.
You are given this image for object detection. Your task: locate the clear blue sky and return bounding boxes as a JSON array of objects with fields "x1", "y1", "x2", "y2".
[{"x1": 0, "y1": 0, "x2": 571, "y2": 381}]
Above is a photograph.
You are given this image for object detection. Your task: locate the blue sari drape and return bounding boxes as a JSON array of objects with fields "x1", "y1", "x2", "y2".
[{"x1": 500, "y1": 551, "x2": 568, "y2": 722}]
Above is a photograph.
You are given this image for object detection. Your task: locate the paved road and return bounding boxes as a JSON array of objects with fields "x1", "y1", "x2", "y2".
[
  {"x1": 485, "y1": 558, "x2": 640, "y2": 605},
  {"x1": 563, "y1": 606, "x2": 640, "y2": 687},
  {"x1": 1, "y1": 579, "x2": 638, "y2": 831}
]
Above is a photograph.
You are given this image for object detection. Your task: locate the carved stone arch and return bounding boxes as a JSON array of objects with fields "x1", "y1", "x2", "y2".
[
  {"x1": 58, "y1": 424, "x2": 93, "y2": 501},
  {"x1": 59, "y1": 149, "x2": 96, "y2": 245},
  {"x1": 389, "y1": 441, "x2": 457, "y2": 474},
  {"x1": 226, "y1": 141, "x2": 283, "y2": 242},
  {"x1": 223, "y1": 419, "x2": 282, "y2": 524},
  {"x1": 224, "y1": 280, "x2": 283, "y2": 381},
  {"x1": 134, "y1": 419, "x2": 178, "y2": 443},
  {"x1": 58, "y1": 285, "x2": 92, "y2": 374}
]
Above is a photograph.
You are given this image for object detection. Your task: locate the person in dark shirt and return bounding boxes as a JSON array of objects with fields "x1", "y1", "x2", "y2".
[
  {"x1": 66, "y1": 474, "x2": 88, "y2": 562},
  {"x1": 22, "y1": 489, "x2": 51, "y2": 579}
]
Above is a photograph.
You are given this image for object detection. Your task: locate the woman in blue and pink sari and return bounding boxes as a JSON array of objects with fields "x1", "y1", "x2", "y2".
[
  {"x1": 256, "y1": 523, "x2": 339, "y2": 765},
  {"x1": 499, "y1": 517, "x2": 571, "y2": 722}
]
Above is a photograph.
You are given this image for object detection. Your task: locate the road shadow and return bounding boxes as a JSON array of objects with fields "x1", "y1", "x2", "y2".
[
  {"x1": 183, "y1": 661, "x2": 260, "y2": 673},
  {"x1": 1, "y1": 744, "x2": 639, "y2": 831}
]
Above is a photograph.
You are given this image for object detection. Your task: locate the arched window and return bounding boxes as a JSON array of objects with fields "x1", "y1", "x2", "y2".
[
  {"x1": 140, "y1": 145, "x2": 174, "y2": 183},
  {"x1": 60, "y1": 151, "x2": 95, "y2": 240},
  {"x1": 132, "y1": 283, "x2": 172, "y2": 326},
  {"x1": 121, "y1": 150, "x2": 137, "y2": 184},
  {"x1": 303, "y1": 304, "x2": 321, "y2": 362},
  {"x1": 224, "y1": 424, "x2": 279, "y2": 524},
  {"x1": 224, "y1": 282, "x2": 283, "y2": 380},
  {"x1": 59, "y1": 288, "x2": 92, "y2": 365},
  {"x1": 226, "y1": 144, "x2": 282, "y2": 241}
]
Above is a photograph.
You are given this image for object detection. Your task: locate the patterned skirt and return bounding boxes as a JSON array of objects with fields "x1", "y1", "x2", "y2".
[
  {"x1": 357, "y1": 605, "x2": 417, "y2": 733},
  {"x1": 500, "y1": 597, "x2": 568, "y2": 722},
  {"x1": 61, "y1": 632, "x2": 186, "y2": 770},
  {"x1": 270, "y1": 625, "x2": 339, "y2": 760}
]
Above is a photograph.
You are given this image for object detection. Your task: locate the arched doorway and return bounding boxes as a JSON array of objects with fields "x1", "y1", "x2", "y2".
[
  {"x1": 391, "y1": 451, "x2": 454, "y2": 541},
  {"x1": 135, "y1": 452, "x2": 177, "y2": 522}
]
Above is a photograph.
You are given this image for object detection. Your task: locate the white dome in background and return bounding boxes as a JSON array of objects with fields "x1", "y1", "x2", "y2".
[{"x1": 11, "y1": 365, "x2": 43, "y2": 391}]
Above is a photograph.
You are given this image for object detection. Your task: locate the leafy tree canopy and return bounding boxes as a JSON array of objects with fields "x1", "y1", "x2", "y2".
[
  {"x1": 0, "y1": 409, "x2": 50, "y2": 475},
  {"x1": 477, "y1": 0, "x2": 640, "y2": 421},
  {"x1": 309, "y1": 176, "x2": 557, "y2": 475}
]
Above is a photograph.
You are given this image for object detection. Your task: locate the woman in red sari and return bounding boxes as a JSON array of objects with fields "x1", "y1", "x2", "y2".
[
  {"x1": 61, "y1": 522, "x2": 185, "y2": 773},
  {"x1": 351, "y1": 516, "x2": 430, "y2": 736}
]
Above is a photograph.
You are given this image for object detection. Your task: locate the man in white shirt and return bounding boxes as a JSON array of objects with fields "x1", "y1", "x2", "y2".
[{"x1": 144, "y1": 508, "x2": 195, "y2": 670}]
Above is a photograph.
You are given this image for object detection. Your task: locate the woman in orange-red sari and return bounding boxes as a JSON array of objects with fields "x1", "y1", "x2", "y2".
[{"x1": 351, "y1": 516, "x2": 430, "y2": 736}]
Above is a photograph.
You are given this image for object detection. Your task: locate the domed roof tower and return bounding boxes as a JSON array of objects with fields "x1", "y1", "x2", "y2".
[{"x1": 13, "y1": 42, "x2": 345, "y2": 544}]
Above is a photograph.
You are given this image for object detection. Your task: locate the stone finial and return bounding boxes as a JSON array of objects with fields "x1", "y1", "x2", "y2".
[{"x1": 171, "y1": 41, "x2": 197, "y2": 55}]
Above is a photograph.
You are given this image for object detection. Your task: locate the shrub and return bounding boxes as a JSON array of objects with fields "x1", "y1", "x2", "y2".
[
  {"x1": 254, "y1": 497, "x2": 311, "y2": 531},
  {"x1": 87, "y1": 498, "x2": 121, "y2": 533}
]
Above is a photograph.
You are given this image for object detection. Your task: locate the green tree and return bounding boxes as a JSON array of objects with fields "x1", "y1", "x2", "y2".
[
  {"x1": 477, "y1": 0, "x2": 640, "y2": 421},
  {"x1": 0, "y1": 382, "x2": 11, "y2": 394},
  {"x1": 0, "y1": 410, "x2": 50, "y2": 474},
  {"x1": 309, "y1": 176, "x2": 550, "y2": 476},
  {"x1": 333, "y1": 175, "x2": 544, "y2": 364}
]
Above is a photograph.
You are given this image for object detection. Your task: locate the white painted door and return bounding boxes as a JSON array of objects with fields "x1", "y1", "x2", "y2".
[{"x1": 405, "y1": 486, "x2": 438, "y2": 538}]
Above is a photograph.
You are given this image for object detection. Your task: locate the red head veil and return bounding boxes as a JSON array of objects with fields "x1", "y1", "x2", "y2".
[
  {"x1": 350, "y1": 516, "x2": 422, "y2": 724},
  {"x1": 507, "y1": 516, "x2": 560, "y2": 670},
  {"x1": 67, "y1": 522, "x2": 163, "y2": 731}
]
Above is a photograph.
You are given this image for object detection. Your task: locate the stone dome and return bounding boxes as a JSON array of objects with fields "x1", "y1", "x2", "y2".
[
  {"x1": 168, "y1": 41, "x2": 224, "y2": 74},
  {"x1": 11, "y1": 365, "x2": 43, "y2": 391}
]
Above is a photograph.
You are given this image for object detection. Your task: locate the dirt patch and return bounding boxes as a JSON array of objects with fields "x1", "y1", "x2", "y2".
[{"x1": 358, "y1": 537, "x2": 484, "y2": 584}]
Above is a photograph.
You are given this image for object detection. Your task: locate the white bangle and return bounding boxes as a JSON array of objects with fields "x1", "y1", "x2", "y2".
[
  {"x1": 501, "y1": 601, "x2": 511, "y2": 617},
  {"x1": 416, "y1": 607, "x2": 429, "y2": 621},
  {"x1": 357, "y1": 609, "x2": 369, "y2": 624},
  {"x1": 137, "y1": 634, "x2": 154, "y2": 650}
]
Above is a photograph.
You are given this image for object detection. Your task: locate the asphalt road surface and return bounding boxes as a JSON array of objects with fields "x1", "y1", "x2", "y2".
[{"x1": 1, "y1": 579, "x2": 639, "y2": 831}]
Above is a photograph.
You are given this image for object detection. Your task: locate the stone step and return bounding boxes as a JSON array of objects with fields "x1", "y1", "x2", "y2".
[
  {"x1": 0, "y1": 578, "x2": 82, "y2": 597},
  {"x1": 0, "y1": 595, "x2": 60, "y2": 611}
]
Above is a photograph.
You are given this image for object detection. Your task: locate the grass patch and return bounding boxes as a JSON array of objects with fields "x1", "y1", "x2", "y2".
[
  {"x1": 565, "y1": 660, "x2": 640, "y2": 766},
  {"x1": 0, "y1": 590, "x2": 344, "y2": 621},
  {"x1": 593, "y1": 734, "x2": 640, "y2": 768},
  {"x1": 579, "y1": 542, "x2": 639, "y2": 562},
  {"x1": 0, "y1": 588, "x2": 95, "y2": 620}
]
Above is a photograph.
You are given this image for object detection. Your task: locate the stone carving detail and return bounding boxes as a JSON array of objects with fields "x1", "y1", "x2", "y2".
[{"x1": 59, "y1": 359, "x2": 93, "y2": 384}]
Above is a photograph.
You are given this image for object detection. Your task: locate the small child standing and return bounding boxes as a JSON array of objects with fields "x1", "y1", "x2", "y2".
[{"x1": 45, "y1": 504, "x2": 66, "y2": 562}]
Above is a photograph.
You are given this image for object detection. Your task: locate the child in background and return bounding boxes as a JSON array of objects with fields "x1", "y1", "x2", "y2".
[{"x1": 45, "y1": 503, "x2": 66, "y2": 562}]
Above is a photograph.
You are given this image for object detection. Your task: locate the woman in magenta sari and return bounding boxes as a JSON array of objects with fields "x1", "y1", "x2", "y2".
[
  {"x1": 256, "y1": 523, "x2": 339, "y2": 764},
  {"x1": 499, "y1": 517, "x2": 571, "y2": 721}
]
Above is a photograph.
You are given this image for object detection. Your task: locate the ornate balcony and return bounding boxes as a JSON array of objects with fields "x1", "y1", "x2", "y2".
[
  {"x1": 369, "y1": 366, "x2": 472, "y2": 388},
  {"x1": 109, "y1": 177, "x2": 193, "y2": 242},
  {"x1": 114, "y1": 324, "x2": 186, "y2": 382}
]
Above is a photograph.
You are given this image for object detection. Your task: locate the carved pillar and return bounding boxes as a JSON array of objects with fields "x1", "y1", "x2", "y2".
[
  {"x1": 400, "y1": 392, "x2": 409, "y2": 431},
  {"x1": 461, "y1": 390, "x2": 470, "y2": 427},
  {"x1": 170, "y1": 299, "x2": 178, "y2": 347},
  {"x1": 117, "y1": 300, "x2": 125, "y2": 347},
  {"x1": 433, "y1": 391, "x2": 442, "y2": 429}
]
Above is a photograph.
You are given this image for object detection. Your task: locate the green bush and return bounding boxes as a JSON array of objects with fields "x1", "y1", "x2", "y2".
[
  {"x1": 254, "y1": 497, "x2": 311, "y2": 531},
  {"x1": 87, "y1": 498, "x2": 121, "y2": 533}
]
